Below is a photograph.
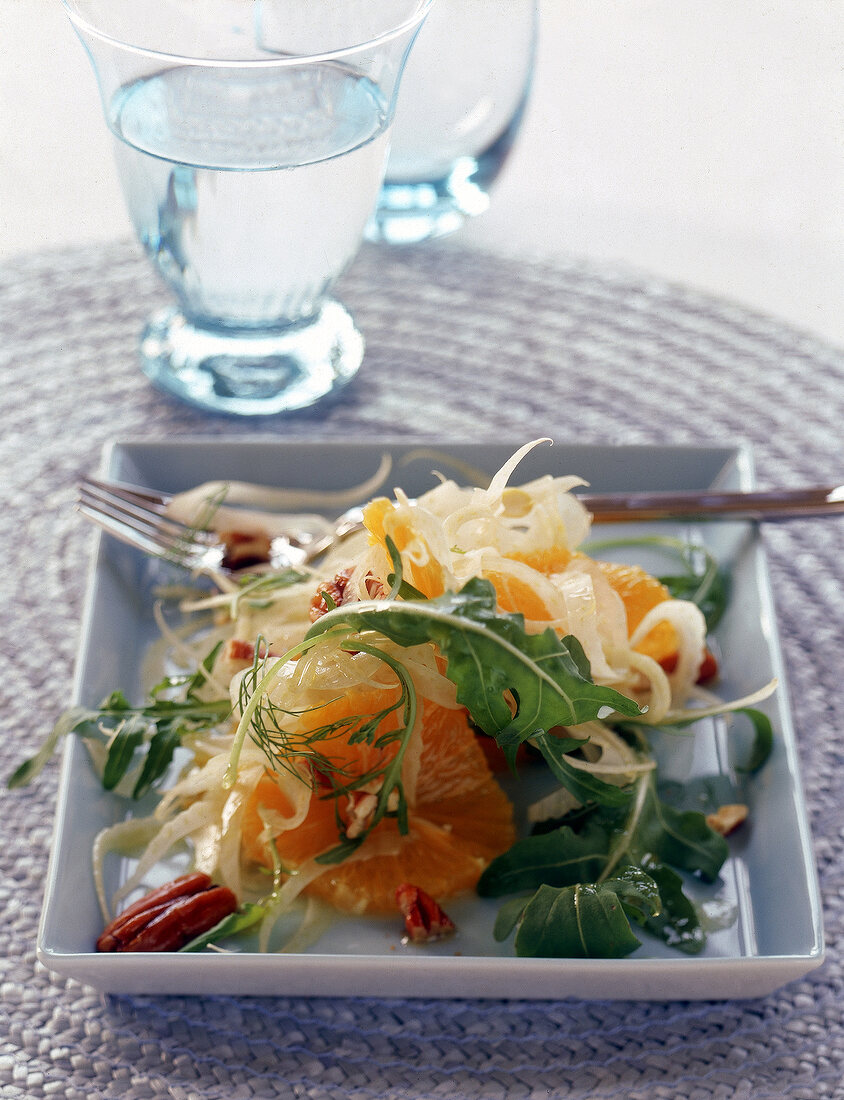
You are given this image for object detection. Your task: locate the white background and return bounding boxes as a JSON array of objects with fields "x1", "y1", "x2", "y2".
[{"x1": 1, "y1": 0, "x2": 842, "y2": 347}]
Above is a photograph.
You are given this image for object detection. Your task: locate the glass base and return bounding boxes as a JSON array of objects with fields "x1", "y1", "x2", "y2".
[{"x1": 138, "y1": 301, "x2": 363, "y2": 416}]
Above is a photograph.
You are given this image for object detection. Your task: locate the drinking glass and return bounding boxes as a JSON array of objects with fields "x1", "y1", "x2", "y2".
[
  {"x1": 367, "y1": 0, "x2": 538, "y2": 244},
  {"x1": 62, "y1": 0, "x2": 433, "y2": 416}
]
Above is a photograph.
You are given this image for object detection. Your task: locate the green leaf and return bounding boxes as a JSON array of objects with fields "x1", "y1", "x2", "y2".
[
  {"x1": 6, "y1": 706, "x2": 90, "y2": 789},
  {"x1": 186, "y1": 640, "x2": 225, "y2": 700},
  {"x1": 637, "y1": 854, "x2": 706, "y2": 954},
  {"x1": 307, "y1": 577, "x2": 642, "y2": 747},
  {"x1": 658, "y1": 773, "x2": 742, "y2": 816},
  {"x1": 482, "y1": 767, "x2": 727, "y2": 957},
  {"x1": 179, "y1": 902, "x2": 267, "y2": 952},
  {"x1": 734, "y1": 707, "x2": 774, "y2": 773},
  {"x1": 606, "y1": 865, "x2": 663, "y2": 926},
  {"x1": 101, "y1": 689, "x2": 133, "y2": 712},
  {"x1": 492, "y1": 868, "x2": 665, "y2": 960},
  {"x1": 509, "y1": 881, "x2": 644, "y2": 958},
  {"x1": 658, "y1": 571, "x2": 729, "y2": 633},
  {"x1": 7, "y1": 691, "x2": 231, "y2": 794},
  {"x1": 493, "y1": 896, "x2": 531, "y2": 942},
  {"x1": 131, "y1": 721, "x2": 182, "y2": 799},
  {"x1": 630, "y1": 780, "x2": 729, "y2": 883},
  {"x1": 478, "y1": 820, "x2": 611, "y2": 897},
  {"x1": 531, "y1": 730, "x2": 633, "y2": 807},
  {"x1": 102, "y1": 717, "x2": 146, "y2": 790}
]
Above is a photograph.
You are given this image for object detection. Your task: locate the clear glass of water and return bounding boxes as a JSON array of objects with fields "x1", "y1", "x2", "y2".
[
  {"x1": 367, "y1": 0, "x2": 538, "y2": 245},
  {"x1": 62, "y1": 0, "x2": 433, "y2": 416}
]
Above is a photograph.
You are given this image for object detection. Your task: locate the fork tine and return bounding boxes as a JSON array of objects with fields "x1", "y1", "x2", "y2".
[
  {"x1": 79, "y1": 476, "x2": 171, "y2": 515},
  {"x1": 76, "y1": 501, "x2": 200, "y2": 564},
  {"x1": 77, "y1": 486, "x2": 213, "y2": 567},
  {"x1": 79, "y1": 480, "x2": 184, "y2": 536}
]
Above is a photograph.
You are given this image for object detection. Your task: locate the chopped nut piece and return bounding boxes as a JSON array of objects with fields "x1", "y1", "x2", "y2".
[
  {"x1": 706, "y1": 803, "x2": 749, "y2": 836},
  {"x1": 396, "y1": 883, "x2": 456, "y2": 944},
  {"x1": 309, "y1": 568, "x2": 354, "y2": 621},
  {"x1": 309, "y1": 569, "x2": 385, "y2": 621},
  {"x1": 344, "y1": 790, "x2": 380, "y2": 839}
]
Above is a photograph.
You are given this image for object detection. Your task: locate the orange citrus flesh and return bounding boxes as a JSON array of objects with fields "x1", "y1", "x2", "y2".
[
  {"x1": 482, "y1": 566, "x2": 556, "y2": 622},
  {"x1": 241, "y1": 692, "x2": 515, "y2": 914},
  {"x1": 507, "y1": 546, "x2": 576, "y2": 574},
  {"x1": 595, "y1": 560, "x2": 678, "y2": 663},
  {"x1": 500, "y1": 546, "x2": 678, "y2": 663},
  {"x1": 362, "y1": 498, "x2": 447, "y2": 598},
  {"x1": 363, "y1": 497, "x2": 679, "y2": 662}
]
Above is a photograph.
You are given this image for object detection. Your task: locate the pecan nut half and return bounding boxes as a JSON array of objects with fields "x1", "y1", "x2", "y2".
[
  {"x1": 396, "y1": 883, "x2": 456, "y2": 944},
  {"x1": 97, "y1": 872, "x2": 238, "y2": 953}
]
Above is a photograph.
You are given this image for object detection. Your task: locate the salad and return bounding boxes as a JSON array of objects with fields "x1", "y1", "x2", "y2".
[{"x1": 12, "y1": 440, "x2": 775, "y2": 958}]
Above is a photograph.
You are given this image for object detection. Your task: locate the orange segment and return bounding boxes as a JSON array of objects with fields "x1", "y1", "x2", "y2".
[
  {"x1": 361, "y1": 496, "x2": 391, "y2": 542},
  {"x1": 496, "y1": 544, "x2": 680, "y2": 662},
  {"x1": 242, "y1": 691, "x2": 515, "y2": 914},
  {"x1": 242, "y1": 774, "x2": 314, "y2": 868},
  {"x1": 308, "y1": 809, "x2": 508, "y2": 914},
  {"x1": 483, "y1": 566, "x2": 558, "y2": 622},
  {"x1": 297, "y1": 686, "x2": 403, "y2": 778},
  {"x1": 362, "y1": 497, "x2": 446, "y2": 598},
  {"x1": 596, "y1": 560, "x2": 678, "y2": 662},
  {"x1": 492, "y1": 550, "x2": 679, "y2": 666},
  {"x1": 506, "y1": 546, "x2": 576, "y2": 574}
]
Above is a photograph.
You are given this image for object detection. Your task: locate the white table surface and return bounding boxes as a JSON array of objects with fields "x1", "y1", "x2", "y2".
[{"x1": 2, "y1": 0, "x2": 842, "y2": 348}]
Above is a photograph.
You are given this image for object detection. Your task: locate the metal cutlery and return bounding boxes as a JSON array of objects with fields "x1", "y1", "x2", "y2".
[{"x1": 77, "y1": 476, "x2": 844, "y2": 574}]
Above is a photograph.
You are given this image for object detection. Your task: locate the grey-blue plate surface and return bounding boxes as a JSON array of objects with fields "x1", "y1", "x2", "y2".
[{"x1": 37, "y1": 440, "x2": 824, "y2": 998}]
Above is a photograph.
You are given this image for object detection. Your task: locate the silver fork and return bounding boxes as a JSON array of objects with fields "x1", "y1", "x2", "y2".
[
  {"x1": 77, "y1": 475, "x2": 844, "y2": 574},
  {"x1": 77, "y1": 477, "x2": 365, "y2": 573}
]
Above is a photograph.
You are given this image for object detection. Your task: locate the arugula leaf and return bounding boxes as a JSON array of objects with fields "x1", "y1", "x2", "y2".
[
  {"x1": 658, "y1": 571, "x2": 729, "y2": 633},
  {"x1": 585, "y1": 534, "x2": 729, "y2": 631},
  {"x1": 658, "y1": 773, "x2": 742, "y2": 815},
  {"x1": 478, "y1": 820, "x2": 611, "y2": 897},
  {"x1": 131, "y1": 721, "x2": 183, "y2": 799},
  {"x1": 628, "y1": 778, "x2": 729, "y2": 882},
  {"x1": 7, "y1": 681, "x2": 231, "y2": 793},
  {"x1": 637, "y1": 855, "x2": 706, "y2": 954},
  {"x1": 531, "y1": 730, "x2": 632, "y2": 807},
  {"x1": 611, "y1": 864, "x2": 664, "y2": 926},
  {"x1": 493, "y1": 895, "x2": 534, "y2": 943},
  {"x1": 496, "y1": 871, "x2": 659, "y2": 958},
  {"x1": 734, "y1": 707, "x2": 774, "y2": 773},
  {"x1": 484, "y1": 766, "x2": 728, "y2": 958},
  {"x1": 306, "y1": 575, "x2": 641, "y2": 754},
  {"x1": 102, "y1": 716, "x2": 146, "y2": 790},
  {"x1": 6, "y1": 705, "x2": 91, "y2": 789},
  {"x1": 483, "y1": 773, "x2": 727, "y2": 898},
  {"x1": 180, "y1": 901, "x2": 268, "y2": 952}
]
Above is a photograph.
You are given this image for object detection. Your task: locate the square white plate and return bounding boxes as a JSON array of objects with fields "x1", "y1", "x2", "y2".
[{"x1": 37, "y1": 441, "x2": 824, "y2": 999}]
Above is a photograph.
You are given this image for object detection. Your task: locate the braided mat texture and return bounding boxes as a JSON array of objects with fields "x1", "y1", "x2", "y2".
[{"x1": 1, "y1": 239, "x2": 842, "y2": 1099}]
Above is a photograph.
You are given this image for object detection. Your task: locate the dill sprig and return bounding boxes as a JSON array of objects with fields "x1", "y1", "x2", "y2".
[
  {"x1": 224, "y1": 542, "x2": 423, "y2": 862},
  {"x1": 230, "y1": 629, "x2": 418, "y2": 864}
]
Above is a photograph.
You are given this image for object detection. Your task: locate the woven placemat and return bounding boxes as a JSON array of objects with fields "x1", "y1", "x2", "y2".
[{"x1": 1, "y1": 239, "x2": 842, "y2": 1099}]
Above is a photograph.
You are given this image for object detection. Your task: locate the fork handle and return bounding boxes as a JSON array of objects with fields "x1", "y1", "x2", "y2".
[{"x1": 578, "y1": 484, "x2": 844, "y2": 522}]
